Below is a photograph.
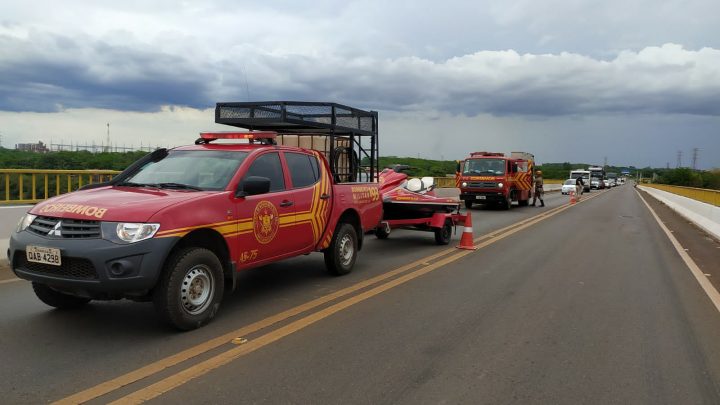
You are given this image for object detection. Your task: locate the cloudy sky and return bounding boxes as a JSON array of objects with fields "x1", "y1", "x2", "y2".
[{"x1": 1, "y1": 0, "x2": 718, "y2": 168}]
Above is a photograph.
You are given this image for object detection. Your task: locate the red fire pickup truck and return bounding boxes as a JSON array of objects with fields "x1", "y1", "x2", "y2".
[{"x1": 9, "y1": 130, "x2": 382, "y2": 330}]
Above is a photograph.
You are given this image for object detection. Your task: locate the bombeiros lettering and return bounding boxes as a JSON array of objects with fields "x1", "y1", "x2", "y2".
[{"x1": 38, "y1": 204, "x2": 108, "y2": 219}]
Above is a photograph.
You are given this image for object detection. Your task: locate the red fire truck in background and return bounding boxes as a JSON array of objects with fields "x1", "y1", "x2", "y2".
[{"x1": 456, "y1": 151, "x2": 535, "y2": 210}]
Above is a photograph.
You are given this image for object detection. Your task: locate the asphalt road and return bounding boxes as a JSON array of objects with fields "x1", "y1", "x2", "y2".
[{"x1": 2, "y1": 186, "x2": 720, "y2": 404}]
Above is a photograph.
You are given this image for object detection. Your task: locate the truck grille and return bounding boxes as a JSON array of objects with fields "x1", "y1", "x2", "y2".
[
  {"x1": 14, "y1": 252, "x2": 98, "y2": 280},
  {"x1": 28, "y1": 216, "x2": 101, "y2": 239},
  {"x1": 467, "y1": 181, "x2": 498, "y2": 188}
]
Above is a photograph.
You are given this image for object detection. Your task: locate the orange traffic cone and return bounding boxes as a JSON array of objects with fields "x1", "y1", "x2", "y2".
[
  {"x1": 570, "y1": 190, "x2": 576, "y2": 204},
  {"x1": 457, "y1": 211, "x2": 478, "y2": 250}
]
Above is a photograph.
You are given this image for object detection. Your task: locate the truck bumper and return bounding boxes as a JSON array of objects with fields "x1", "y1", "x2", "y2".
[
  {"x1": 8, "y1": 231, "x2": 178, "y2": 298},
  {"x1": 460, "y1": 191, "x2": 507, "y2": 203}
]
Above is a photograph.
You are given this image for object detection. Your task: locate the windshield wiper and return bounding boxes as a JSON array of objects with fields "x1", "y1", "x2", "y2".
[
  {"x1": 116, "y1": 181, "x2": 159, "y2": 189},
  {"x1": 156, "y1": 182, "x2": 204, "y2": 191}
]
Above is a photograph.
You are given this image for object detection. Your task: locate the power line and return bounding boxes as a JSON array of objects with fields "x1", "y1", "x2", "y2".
[
  {"x1": 676, "y1": 150, "x2": 682, "y2": 168},
  {"x1": 692, "y1": 148, "x2": 699, "y2": 170}
]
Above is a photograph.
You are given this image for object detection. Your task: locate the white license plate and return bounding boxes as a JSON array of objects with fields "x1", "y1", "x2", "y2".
[
  {"x1": 476, "y1": 195, "x2": 486, "y2": 200},
  {"x1": 26, "y1": 246, "x2": 62, "y2": 266}
]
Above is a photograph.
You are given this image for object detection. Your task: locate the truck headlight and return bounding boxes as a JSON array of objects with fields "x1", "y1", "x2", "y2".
[
  {"x1": 16, "y1": 213, "x2": 37, "y2": 233},
  {"x1": 461, "y1": 182, "x2": 467, "y2": 187},
  {"x1": 116, "y1": 223, "x2": 160, "y2": 243},
  {"x1": 497, "y1": 182, "x2": 504, "y2": 188}
]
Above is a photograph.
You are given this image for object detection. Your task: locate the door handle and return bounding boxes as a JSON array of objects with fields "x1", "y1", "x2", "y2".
[
  {"x1": 280, "y1": 200, "x2": 294, "y2": 207},
  {"x1": 320, "y1": 194, "x2": 330, "y2": 200}
]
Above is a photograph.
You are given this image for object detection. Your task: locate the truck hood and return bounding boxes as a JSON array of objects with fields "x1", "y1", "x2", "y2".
[{"x1": 30, "y1": 186, "x2": 213, "y2": 222}]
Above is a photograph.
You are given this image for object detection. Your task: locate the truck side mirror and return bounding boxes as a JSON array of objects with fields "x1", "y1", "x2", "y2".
[
  {"x1": 236, "y1": 176, "x2": 271, "y2": 197},
  {"x1": 456, "y1": 161, "x2": 461, "y2": 173}
]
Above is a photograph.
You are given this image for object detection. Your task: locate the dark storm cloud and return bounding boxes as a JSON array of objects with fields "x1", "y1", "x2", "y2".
[
  {"x1": 2, "y1": 31, "x2": 719, "y2": 118},
  {"x1": 0, "y1": 33, "x2": 214, "y2": 112}
]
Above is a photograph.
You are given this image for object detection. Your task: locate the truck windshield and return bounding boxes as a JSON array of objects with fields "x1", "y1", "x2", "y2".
[
  {"x1": 124, "y1": 150, "x2": 248, "y2": 191},
  {"x1": 464, "y1": 158, "x2": 505, "y2": 175}
]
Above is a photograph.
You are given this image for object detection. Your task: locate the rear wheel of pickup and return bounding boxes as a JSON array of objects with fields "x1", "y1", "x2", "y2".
[
  {"x1": 434, "y1": 219, "x2": 453, "y2": 245},
  {"x1": 153, "y1": 247, "x2": 224, "y2": 331},
  {"x1": 32, "y1": 282, "x2": 91, "y2": 309},
  {"x1": 324, "y1": 222, "x2": 358, "y2": 276}
]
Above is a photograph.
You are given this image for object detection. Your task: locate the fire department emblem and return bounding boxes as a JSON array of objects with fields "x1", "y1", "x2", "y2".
[{"x1": 253, "y1": 201, "x2": 279, "y2": 244}]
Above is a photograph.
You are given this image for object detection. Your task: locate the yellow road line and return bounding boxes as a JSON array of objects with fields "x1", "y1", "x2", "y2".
[{"x1": 55, "y1": 190, "x2": 605, "y2": 404}]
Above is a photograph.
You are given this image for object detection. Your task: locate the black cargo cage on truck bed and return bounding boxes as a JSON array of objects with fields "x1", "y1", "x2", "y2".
[{"x1": 215, "y1": 101, "x2": 379, "y2": 183}]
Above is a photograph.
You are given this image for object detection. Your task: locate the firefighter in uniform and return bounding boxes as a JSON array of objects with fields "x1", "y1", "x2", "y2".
[
  {"x1": 532, "y1": 170, "x2": 545, "y2": 207},
  {"x1": 575, "y1": 176, "x2": 584, "y2": 201}
]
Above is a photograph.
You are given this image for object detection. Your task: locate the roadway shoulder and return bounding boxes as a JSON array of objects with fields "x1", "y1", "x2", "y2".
[{"x1": 639, "y1": 188, "x2": 720, "y2": 291}]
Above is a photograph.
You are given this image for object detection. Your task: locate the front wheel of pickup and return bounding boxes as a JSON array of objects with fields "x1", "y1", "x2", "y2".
[
  {"x1": 324, "y1": 223, "x2": 358, "y2": 276},
  {"x1": 153, "y1": 247, "x2": 224, "y2": 331},
  {"x1": 32, "y1": 282, "x2": 90, "y2": 309}
]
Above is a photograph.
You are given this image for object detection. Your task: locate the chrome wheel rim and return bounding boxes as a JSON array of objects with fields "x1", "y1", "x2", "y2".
[{"x1": 180, "y1": 265, "x2": 214, "y2": 315}]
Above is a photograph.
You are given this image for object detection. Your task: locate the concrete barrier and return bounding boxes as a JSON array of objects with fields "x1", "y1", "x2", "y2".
[{"x1": 639, "y1": 185, "x2": 720, "y2": 241}]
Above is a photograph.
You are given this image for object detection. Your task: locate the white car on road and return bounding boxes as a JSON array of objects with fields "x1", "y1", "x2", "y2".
[{"x1": 561, "y1": 179, "x2": 579, "y2": 195}]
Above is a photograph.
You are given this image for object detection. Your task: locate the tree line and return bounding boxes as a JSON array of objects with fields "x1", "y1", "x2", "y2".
[{"x1": 0, "y1": 148, "x2": 148, "y2": 171}]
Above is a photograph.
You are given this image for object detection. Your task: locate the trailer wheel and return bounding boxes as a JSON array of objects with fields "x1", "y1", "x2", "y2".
[
  {"x1": 324, "y1": 222, "x2": 358, "y2": 276},
  {"x1": 153, "y1": 247, "x2": 224, "y2": 331},
  {"x1": 375, "y1": 226, "x2": 390, "y2": 239},
  {"x1": 32, "y1": 282, "x2": 90, "y2": 309},
  {"x1": 464, "y1": 200, "x2": 474, "y2": 209},
  {"x1": 434, "y1": 219, "x2": 453, "y2": 245}
]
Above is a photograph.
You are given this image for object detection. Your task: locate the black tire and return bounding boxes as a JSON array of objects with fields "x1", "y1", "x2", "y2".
[
  {"x1": 502, "y1": 194, "x2": 512, "y2": 210},
  {"x1": 434, "y1": 220, "x2": 453, "y2": 245},
  {"x1": 32, "y1": 282, "x2": 90, "y2": 309},
  {"x1": 153, "y1": 247, "x2": 224, "y2": 331},
  {"x1": 324, "y1": 222, "x2": 358, "y2": 276},
  {"x1": 519, "y1": 198, "x2": 529, "y2": 207},
  {"x1": 464, "y1": 200, "x2": 474, "y2": 209},
  {"x1": 375, "y1": 226, "x2": 390, "y2": 240}
]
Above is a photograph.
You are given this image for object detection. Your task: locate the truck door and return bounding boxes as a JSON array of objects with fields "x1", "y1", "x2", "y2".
[
  {"x1": 235, "y1": 152, "x2": 297, "y2": 265},
  {"x1": 283, "y1": 151, "x2": 322, "y2": 251}
]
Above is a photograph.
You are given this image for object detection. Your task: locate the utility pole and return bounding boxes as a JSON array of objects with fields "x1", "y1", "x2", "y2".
[
  {"x1": 676, "y1": 150, "x2": 682, "y2": 168},
  {"x1": 105, "y1": 123, "x2": 111, "y2": 153},
  {"x1": 692, "y1": 148, "x2": 699, "y2": 170}
]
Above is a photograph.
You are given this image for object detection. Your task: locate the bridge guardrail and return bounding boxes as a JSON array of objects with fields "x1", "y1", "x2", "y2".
[
  {"x1": 643, "y1": 184, "x2": 720, "y2": 207},
  {"x1": 0, "y1": 169, "x2": 120, "y2": 205}
]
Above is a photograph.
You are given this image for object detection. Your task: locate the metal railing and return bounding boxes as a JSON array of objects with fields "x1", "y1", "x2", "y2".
[
  {"x1": 0, "y1": 169, "x2": 120, "y2": 205},
  {"x1": 643, "y1": 184, "x2": 720, "y2": 207}
]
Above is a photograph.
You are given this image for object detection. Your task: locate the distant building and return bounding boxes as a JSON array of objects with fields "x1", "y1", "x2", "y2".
[{"x1": 15, "y1": 141, "x2": 49, "y2": 153}]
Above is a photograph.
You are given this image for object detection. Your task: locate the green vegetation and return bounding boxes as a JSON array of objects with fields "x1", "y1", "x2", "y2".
[
  {"x1": 378, "y1": 156, "x2": 458, "y2": 177},
  {"x1": 650, "y1": 167, "x2": 720, "y2": 190},
  {"x1": 0, "y1": 148, "x2": 148, "y2": 170}
]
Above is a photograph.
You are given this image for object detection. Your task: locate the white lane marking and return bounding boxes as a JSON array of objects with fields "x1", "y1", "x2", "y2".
[
  {"x1": 637, "y1": 190, "x2": 720, "y2": 314},
  {"x1": 0, "y1": 205, "x2": 33, "y2": 209}
]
